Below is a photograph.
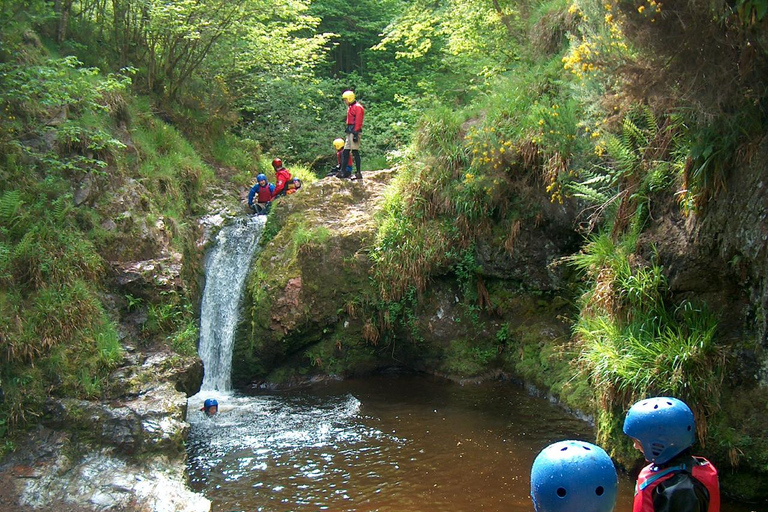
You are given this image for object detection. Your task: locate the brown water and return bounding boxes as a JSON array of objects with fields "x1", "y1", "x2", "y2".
[{"x1": 187, "y1": 374, "x2": 755, "y2": 512}]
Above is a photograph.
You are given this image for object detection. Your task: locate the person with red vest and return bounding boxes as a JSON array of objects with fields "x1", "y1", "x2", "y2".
[
  {"x1": 327, "y1": 138, "x2": 353, "y2": 178},
  {"x1": 247, "y1": 173, "x2": 275, "y2": 215},
  {"x1": 624, "y1": 397, "x2": 720, "y2": 512},
  {"x1": 341, "y1": 90, "x2": 364, "y2": 181},
  {"x1": 271, "y1": 158, "x2": 292, "y2": 198}
]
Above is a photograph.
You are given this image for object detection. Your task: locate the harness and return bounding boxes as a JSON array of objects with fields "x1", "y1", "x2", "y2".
[{"x1": 634, "y1": 458, "x2": 719, "y2": 512}]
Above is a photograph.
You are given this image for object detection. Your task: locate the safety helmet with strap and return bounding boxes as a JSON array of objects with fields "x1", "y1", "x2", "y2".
[
  {"x1": 623, "y1": 396, "x2": 696, "y2": 464},
  {"x1": 256, "y1": 173, "x2": 267, "y2": 182},
  {"x1": 272, "y1": 158, "x2": 282, "y2": 169},
  {"x1": 333, "y1": 138, "x2": 345, "y2": 150},
  {"x1": 342, "y1": 90, "x2": 355, "y2": 103},
  {"x1": 530, "y1": 440, "x2": 618, "y2": 512}
]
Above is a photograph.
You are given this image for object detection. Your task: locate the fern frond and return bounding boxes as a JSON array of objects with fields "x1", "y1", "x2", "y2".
[{"x1": 0, "y1": 190, "x2": 22, "y2": 224}]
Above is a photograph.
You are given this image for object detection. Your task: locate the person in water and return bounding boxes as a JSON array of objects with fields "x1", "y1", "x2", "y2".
[
  {"x1": 201, "y1": 398, "x2": 219, "y2": 417},
  {"x1": 623, "y1": 396, "x2": 720, "y2": 512},
  {"x1": 530, "y1": 439, "x2": 618, "y2": 512}
]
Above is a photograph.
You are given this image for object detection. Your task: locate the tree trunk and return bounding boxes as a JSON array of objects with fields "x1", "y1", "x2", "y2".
[{"x1": 54, "y1": 0, "x2": 74, "y2": 43}]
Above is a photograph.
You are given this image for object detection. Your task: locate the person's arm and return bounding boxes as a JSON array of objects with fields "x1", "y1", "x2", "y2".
[
  {"x1": 271, "y1": 180, "x2": 283, "y2": 199},
  {"x1": 353, "y1": 104, "x2": 364, "y2": 133},
  {"x1": 247, "y1": 184, "x2": 258, "y2": 206}
]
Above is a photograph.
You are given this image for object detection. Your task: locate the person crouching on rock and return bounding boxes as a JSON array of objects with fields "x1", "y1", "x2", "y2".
[
  {"x1": 201, "y1": 398, "x2": 218, "y2": 417},
  {"x1": 248, "y1": 173, "x2": 275, "y2": 215},
  {"x1": 271, "y1": 158, "x2": 292, "y2": 198}
]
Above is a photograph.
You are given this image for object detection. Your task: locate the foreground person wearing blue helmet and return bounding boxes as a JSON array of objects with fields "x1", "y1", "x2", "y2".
[
  {"x1": 531, "y1": 439, "x2": 618, "y2": 512},
  {"x1": 623, "y1": 397, "x2": 720, "y2": 512},
  {"x1": 247, "y1": 173, "x2": 275, "y2": 215},
  {"x1": 201, "y1": 398, "x2": 219, "y2": 417}
]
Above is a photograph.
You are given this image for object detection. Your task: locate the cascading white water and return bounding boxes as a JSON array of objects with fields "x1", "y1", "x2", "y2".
[{"x1": 198, "y1": 215, "x2": 266, "y2": 391}]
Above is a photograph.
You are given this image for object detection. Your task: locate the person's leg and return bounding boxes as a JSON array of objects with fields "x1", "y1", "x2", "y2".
[
  {"x1": 353, "y1": 150, "x2": 361, "y2": 175},
  {"x1": 340, "y1": 149, "x2": 352, "y2": 178}
]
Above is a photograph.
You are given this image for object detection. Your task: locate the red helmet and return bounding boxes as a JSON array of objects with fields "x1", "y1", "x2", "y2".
[{"x1": 272, "y1": 158, "x2": 282, "y2": 169}]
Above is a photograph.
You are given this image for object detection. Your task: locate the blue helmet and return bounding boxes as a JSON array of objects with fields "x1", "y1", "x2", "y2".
[
  {"x1": 623, "y1": 396, "x2": 695, "y2": 464},
  {"x1": 203, "y1": 398, "x2": 218, "y2": 410},
  {"x1": 531, "y1": 440, "x2": 618, "y2": 512},
  {"x1": 256, "y1": 173, "x2": 267, "y2": 182}
]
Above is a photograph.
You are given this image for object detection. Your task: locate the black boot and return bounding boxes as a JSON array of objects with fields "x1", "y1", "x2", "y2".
[{"x1": 351, "y1": 172, "x2": 363, "y2": 181}]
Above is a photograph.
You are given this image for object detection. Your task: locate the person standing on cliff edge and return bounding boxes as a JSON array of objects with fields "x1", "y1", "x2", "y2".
[{"x1": 341, "y1": 90, "x2": 364, "y2": 181}]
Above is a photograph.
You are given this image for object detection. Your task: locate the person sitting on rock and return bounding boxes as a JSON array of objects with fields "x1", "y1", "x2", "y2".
[
  {"x1": 247, "y1": 173, "x2": 275, "y2": 215},
  {"x1": 327, "y1": 138, "x2": 352, "y2": 178},
  {"x1": 286, "y1": 177, "x2": 302, "y2": 195},
  {"x1": 201, "y1": 398, "x2": 218, "y2": 417}
]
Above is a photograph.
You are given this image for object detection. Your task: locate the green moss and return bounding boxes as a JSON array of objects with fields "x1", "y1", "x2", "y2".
[{"x1": 440, "y1": 337, "x2": 499, "y2": 377}]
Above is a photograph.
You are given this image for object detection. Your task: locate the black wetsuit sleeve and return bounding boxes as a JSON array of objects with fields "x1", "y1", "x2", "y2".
[{"x1": 652, "y1": 472, "x2": 709, "y2": 512}]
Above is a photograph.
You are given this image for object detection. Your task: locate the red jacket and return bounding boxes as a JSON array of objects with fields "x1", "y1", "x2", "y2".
[
  {"x1": 346, "y1": 101, "x2": 364, "y2": 133},
  {"x1": 272, "y1": 167, "x2": 292, "y2": 198},
  {"x1": 337, "y1": 149, "x2": 353, "y2": 166},
  {"x1": 633, "y1": 457, "x2": 719, "y2": 512}
]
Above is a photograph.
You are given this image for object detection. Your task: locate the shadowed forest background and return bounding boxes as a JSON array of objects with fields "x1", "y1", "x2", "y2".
[{"x1": 1, "y1": 0, "x2": 767, "y2": 503}]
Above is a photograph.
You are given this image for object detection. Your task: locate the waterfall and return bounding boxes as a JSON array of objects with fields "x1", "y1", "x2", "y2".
[{"x1": 198, "y1": 215, "x2": 266, "y2": 391}]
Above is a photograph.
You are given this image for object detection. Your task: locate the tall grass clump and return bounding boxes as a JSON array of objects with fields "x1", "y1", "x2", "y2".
[{"x1": 570, "y1": 232, "x2": 724, "y2": 455}]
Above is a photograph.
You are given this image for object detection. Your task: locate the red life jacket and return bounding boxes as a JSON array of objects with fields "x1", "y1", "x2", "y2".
[
  {"x1": 256, "y1": 185, "x2": 272, "y2": 203},
  {"x1": 345, "y1": 101, "x2": 364, "y2": 132},
  {"x1": 633, "y1": 457, "x2": 720, "y2": 512}
]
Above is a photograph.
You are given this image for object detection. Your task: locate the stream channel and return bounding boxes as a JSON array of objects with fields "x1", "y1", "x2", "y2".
[{"x1": 185, "y1": 217, "x2": 754, "y2": 512}]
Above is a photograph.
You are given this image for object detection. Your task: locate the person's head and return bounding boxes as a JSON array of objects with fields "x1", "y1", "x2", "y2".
[
  {"x1": 623, "y1": 396, "x2": 695, "y2": 464},
  {"x1": 257, "y1": 173, "x2": 267, "y2": 185},
  {"x1": 333, "y1": 138, "x2": 345, "y2": 151},
  {"x1": 292, "y1": 177, "x2": 301, "y2": 189},
  {"x1": 342, "y1": 90, "x2": 355, "y2": 105},
  {"x1": 272, "y1": 158, "x2": 283, "y2": 170},
  {"x1": 530, "y1": 440, "x2": 618, "y2": 512},
  {"x1": 201, "y1": 398, "x2": 218, "y2": 417}
]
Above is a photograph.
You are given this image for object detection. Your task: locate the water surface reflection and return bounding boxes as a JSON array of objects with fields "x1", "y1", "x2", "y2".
[{"x1": 187, "y1": 375, "x2": 746, "y2": 512}]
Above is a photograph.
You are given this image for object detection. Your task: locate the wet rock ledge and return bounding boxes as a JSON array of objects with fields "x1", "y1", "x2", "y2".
[{"x1": 0, "y1": 349, "x2": 208, "y2": 512}]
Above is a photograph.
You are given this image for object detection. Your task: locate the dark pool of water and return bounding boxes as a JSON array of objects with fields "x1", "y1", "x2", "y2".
[{"x1": 187, "y1": 374, "x2": 754, "y2": 512}]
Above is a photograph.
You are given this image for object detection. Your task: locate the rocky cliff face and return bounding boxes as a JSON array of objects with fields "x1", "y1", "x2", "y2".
[
  {"x1": 0, "y1": 350, "x2": 207, "y2": 512},
  {"x1": 639, "y1": 137, "x2": 768, "y2": 383},
  {"x1": 232, "y1": 168, "x2": 582, "y2": 387}
]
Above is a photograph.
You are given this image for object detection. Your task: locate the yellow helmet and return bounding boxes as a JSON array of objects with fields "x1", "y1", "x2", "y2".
[
  {"x1": 333, "y1": 138, "x2": 345, "y2": 150},
  {"x1": 342, "y1": 90, "x2": 355, "y2": 103}
]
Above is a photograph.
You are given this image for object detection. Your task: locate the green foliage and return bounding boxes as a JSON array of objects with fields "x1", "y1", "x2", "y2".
[
  {"x1": 292, "y1": 222, "x2": 331, "y2": 257},
  {"x1": 677, "y1": 107, "x2": 765, "y2": 215},
  {"x1": 570, "y1": 232, "x2": 724, "y2": 449},
  {"x1": 210, "y1": 134, "x2": 261, "y2": 185},
  {"x1": 0, "y1": 56, "x2": 133, "y2": 176},
  {"x1": 442, "y1": 337, "x2": 498, "y2": 376},
  {"x1": 131, "y1": 113, "x2": 213, "y2": 218}
]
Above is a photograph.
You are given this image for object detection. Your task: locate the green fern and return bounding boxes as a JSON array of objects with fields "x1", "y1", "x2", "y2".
[{"x1": 0, "y1": 190, "x2": 22, "y2": 225}]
